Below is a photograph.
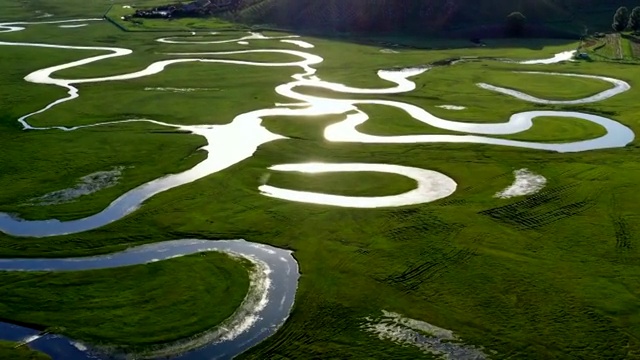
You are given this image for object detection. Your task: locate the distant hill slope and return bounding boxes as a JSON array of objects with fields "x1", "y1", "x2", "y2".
[{"x1": 232, "y1": 0, "x2": 638, "y2": 37}]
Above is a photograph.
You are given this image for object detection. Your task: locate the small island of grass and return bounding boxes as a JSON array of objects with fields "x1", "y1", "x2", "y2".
[{"x1": 0, "y1": 252, "x2": 251, "y2": 350}]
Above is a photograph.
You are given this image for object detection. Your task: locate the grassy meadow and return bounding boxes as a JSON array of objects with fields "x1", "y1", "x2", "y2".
[
  {"x1": 0, "y1": 253, "x2": 250, "y2": 348},
  {"x1": 1, "y1": 0, "x2": 640, "y2": 359},
  {"x1": 0, "y1": 341, "x2": 50, "y2": 360}
]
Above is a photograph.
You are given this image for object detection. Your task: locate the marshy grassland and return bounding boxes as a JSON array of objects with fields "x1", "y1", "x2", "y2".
[{"x1": 1, "y1": 0, "x2": 640, "y2": 359}]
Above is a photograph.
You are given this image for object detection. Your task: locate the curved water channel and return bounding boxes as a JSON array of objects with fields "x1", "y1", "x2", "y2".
[
  {"x1": 0, "y1": 19, "x2": 635, "y2": 236},
  {"x1": 0, "y1": 239, "x2": 298, "y2": 360},
  {"x1": 259, "y1": 163, "x2": 457, "y2": 207},
  {"x1": 0, "y1": 17, "x2": 635, "y2": 359}
]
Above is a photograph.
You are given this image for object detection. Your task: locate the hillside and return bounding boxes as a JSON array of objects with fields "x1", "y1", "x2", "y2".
[{"x1": 232, "y1": 0, "x2": 638, "y2": 37}]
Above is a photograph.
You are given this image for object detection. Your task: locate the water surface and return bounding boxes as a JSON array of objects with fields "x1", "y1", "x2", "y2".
[{"x1": 0, "y1": 239, "x2": 299, "y2": 360}]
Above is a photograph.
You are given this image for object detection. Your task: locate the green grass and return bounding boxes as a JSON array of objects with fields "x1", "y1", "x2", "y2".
[
  {"x1": 0, "y1": 122, "x2": 205, "y2": 221},
  {"x1": 0, "y1": 252, "x2": 251, "y2": 348},
  {"x1": 592, "y1": 34, "x2": 640, "y2": 63},
  {"x1": 498, "y1": 116, "x2": 608, "y2": 142},
  {"x1": 106, "y1": 3, "x2": 243, "y2": 32},
  {"x1": 2, "y1": 2, "x2": 640, "y2": 359},
  {"x1": 597, "y1": 35, "x2": 620, "y2": 59},
  {"x1": 628, "y1": 34, "x2": 640, "y2": 58},
  {"x1": 622, "y1": 36, "x2": 635, "y2": 60},
  {"x1": 481, "y1": 71, "x2": 613, "y2": 100},
  {"x1": 0, "y1": 342, "x2": 50, "y2": 360},
  {"x1": 266, "y1": 171, "x2": 418, "y2": 197},
  {"x1": 0, "y1": 0, "x2": 113, "y2": 21},
  {"x1": 586, "y1": 33, "x2": 640, "y2": 64},
  {"x1": 350, "y1": 106, "x2": 609, "y2": 143}
]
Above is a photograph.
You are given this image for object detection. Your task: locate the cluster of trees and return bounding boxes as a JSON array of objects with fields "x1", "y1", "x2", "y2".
[{"x1": 612, "y1": 6, "x2": 640, "y2": 32}]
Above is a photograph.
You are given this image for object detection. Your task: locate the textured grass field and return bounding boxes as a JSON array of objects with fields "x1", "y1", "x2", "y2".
[
  {"x1": 2, "y1": 0, "x2": 640, "y2": 359},
  {"x1": 0, "y1": 252, "x2": 250, "y2": 349},
  {"x1": 587, "y1": 33, "x2": 640, "y2": 63}
]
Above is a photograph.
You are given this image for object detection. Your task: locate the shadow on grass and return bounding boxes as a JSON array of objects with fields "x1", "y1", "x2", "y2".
[
  {"x1": 245, "y1": 22, "x2": 580, "y2": 51},
  {"x1": 243, "y1": 29, "x2": 579, "y2": 52}
]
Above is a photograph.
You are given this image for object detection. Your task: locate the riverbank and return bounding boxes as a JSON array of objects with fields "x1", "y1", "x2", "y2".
[
  {"x1": 0, "y1": 252, "x2": 250, "y2": 349},
  {"x1": 0, "y1": 341, "x2": 50, "y2": 360}
]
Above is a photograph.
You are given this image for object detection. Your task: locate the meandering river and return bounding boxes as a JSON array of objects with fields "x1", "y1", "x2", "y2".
[
  {"x1": 0, "y1": 17, "x2": 634, "y2": 359},
  {"x1": 0, "y1": 239, "x2": 298, "y2": 360}
]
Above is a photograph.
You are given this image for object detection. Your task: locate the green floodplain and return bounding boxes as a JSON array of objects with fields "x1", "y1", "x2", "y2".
[{"x1": 1, "y1": 0, "x2": 640, "y2": 359}]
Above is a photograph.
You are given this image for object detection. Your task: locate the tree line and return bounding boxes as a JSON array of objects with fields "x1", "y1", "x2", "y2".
[{"x1": 613, "y1": 6, "x2": 640, "y2": 32}]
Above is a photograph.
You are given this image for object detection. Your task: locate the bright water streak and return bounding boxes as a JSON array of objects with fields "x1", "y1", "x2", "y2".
[
  {"x1": 0, "y1": 121, "x2": 284, "y2": 237},
  {"x1": 0, "y1": 21, "x2": 634, "y2": 237},
  {"x1": 259, "y1": 163, "x2": 457, "y2": 208},
  {"x1": 0, "y1": 16, "x2": 635, "y2": 360}
]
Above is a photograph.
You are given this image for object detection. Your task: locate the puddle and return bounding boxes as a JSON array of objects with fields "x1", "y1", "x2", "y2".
[
  {"x1": 35, "y1": 12, "x2": 54, "y2": 18},
  {"x1": 363, "y1": 310, "x2": 488, "y2": 359},
  {"x1": 494, "y1": 168, "x2": 546, "y2": 199},
  {"x1": 27, "y1": 166, "x2": 124, "y2": 206},
  {"x1": 58, "y1": 24, "x2": 87, "y2": 28},
  {"x1": 437, "y1": 105, "x2": 466, "y2": 110},
  {"x1": 144, "y1": 87, "x2": 218, "y2": 92}
]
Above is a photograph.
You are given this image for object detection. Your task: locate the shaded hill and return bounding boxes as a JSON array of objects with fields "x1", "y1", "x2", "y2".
[{"x1": 231, "y1": 0, "x2": 638, "y2": 37}]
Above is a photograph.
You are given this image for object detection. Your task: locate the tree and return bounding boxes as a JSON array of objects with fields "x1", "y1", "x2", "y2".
[
  {"x1": 629, "y1": 7, "x2": 640, "y2": 32},
  {"x1": 506, "y1": 12, "x2": 526, "y2": 37},
  {"x1": 612, "y1": 6, "x2": 629, "y2": 32}
]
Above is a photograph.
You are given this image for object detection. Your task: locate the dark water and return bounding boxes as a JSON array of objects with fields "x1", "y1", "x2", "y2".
[{"x1": 0, "y1": 239, "x2": 299, "y2": 360}]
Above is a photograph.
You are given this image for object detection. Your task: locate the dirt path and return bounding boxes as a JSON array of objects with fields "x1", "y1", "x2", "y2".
[
  {"x1": 627, "y1": 35, "x2": 640, "y2": 59},
  {"x1": 608, "y1": 33, "x2": 623, "y2": 59}
]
